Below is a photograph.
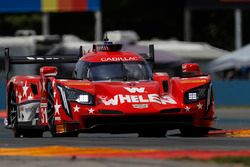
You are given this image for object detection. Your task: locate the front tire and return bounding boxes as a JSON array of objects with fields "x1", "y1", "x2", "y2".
[{"x1": 47, "y1": 82, "x2": 79, "y2": 137}]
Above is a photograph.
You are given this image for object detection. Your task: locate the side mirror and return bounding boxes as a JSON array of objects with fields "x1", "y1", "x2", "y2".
[
  {"x1": 153, "y1": 72, "x2": 169, "y2": 81},
  {"x1": 182, "y1": 63, "x2": 202, "y2": 76},
  {"x1": 40, "y1": 66, "x2": 57, "y2": 77},
  {"x1": 153, "y1": 72, "x2": 169, "y2": 93}
]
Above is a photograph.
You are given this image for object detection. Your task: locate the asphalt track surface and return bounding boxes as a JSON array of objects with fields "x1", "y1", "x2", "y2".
[{"x1": 0, "y1": 108, "x2": 250, "y2": 167}]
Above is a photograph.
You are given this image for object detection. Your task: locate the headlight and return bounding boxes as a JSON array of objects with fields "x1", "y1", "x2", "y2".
[
  {"x1": 58, "y1": 84, "x2": 95, "y2": 105},
  {"x1": 57, "y1": 84, "x2": 95, "y2": 118},
  {"x1": 76, "y1": 95, "x2": 89, "y2": 103},
  {"x1": 184, "y1": 84, "x2": 208, "y2": 104}
]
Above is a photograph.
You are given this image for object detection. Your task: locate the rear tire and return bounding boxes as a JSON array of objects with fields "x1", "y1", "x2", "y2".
[
  {"x1": 8, "y1": 88, "x2": 22, "y2": 138},
  {"x1": 180, "y1": 127, "x2": 209, "y2": 137},
  {"x1": 9, "y1": 88, "x2": 43, "y2": 138},
  {"x1": 21, "y1": 130, "x2": 43, "y2": 138}
]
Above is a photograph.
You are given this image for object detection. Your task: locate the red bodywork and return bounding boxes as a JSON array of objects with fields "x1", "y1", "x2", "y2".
[{"x1": 6, "y1": 48, "x2": 215, "y2": 136}]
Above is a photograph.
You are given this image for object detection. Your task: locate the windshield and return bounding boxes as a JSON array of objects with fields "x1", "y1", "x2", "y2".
[{"x1": 88, "y1": 61, "x2": 152, "y2": 81}]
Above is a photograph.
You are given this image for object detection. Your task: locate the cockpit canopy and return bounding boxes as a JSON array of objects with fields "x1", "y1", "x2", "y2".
[{"x1": 73, "y1": 60, "x2": 152, "y2": 81}]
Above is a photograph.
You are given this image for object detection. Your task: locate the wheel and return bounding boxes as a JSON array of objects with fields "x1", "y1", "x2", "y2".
[
  {"x1": 21, "y1": 130, "x2": 44, "y2": 138},
  {"x1": 180, "y1": 127, "x2": 209, "y2": 137},
  {"x1": 47, "y1": 81, "x2": 56, "y2": 136},
  {"x1": 8, "y1": 88, "x2": 22, "y2": 137},
  {"x1": 9, "y1": 88, "x2": 44, "y2": 138},
  {"x1": 138, "y1": 129, "x2": 167, "y2": 137},
  {"x1": 47, "y1": 82, "x2": 79, "y2": 137}
]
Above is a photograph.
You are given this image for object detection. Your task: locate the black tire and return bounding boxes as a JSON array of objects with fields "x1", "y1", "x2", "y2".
[
  {"x1": 8, "y1": 88, "x2": 22, "y2": 138},
  {"x1": 9, "y1": 88, "x2": 44, "y2": 138},
  {"x1": 138, "y1": 129, "x2": 167, "y2": 137},
  {"x1": 180, "y1": 127, "x2": 209, "y2": 137},
  {"x1": 47, "y1": 81, "x2": 57, "y2": 137},
  {"x1": 47, "y1": 82, "x2": 79, "y2": 137},
  {"x1": 21, "y1": 130, "x2": 44, "y2": 138}
]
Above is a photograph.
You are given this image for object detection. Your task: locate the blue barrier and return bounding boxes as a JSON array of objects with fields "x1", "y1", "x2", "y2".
[
  {"x1": 0, "y1": 80, "x2": 6, "y2": 109},
  {"x1": 212, "y1": 80, "x2": 250, "y2": 106},
  {"x1": 0, "y1": 80, "x2": 249, "y2": 108}
]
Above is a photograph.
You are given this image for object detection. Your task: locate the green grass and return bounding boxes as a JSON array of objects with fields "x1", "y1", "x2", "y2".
[{"x1": 213, "y1": 157, "x2": 250, "y2": 167}]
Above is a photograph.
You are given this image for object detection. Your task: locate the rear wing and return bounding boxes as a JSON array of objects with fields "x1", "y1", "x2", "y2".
[
  {"x1": 4, "y1": 44, "x2": 156, "y2": 80},
  {"x1": 4, "y1": 48, "x2": 80, "y2": 80}
]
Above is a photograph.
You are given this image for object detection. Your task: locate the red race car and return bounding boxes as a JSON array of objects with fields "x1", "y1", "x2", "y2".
[{"x1": 4, "y1": 41, "x2": 215, "y2": 137}]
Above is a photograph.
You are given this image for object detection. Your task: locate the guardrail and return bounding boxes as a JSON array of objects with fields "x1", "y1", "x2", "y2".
[{"x1": 0, "y1": 80, "x2": 249, "y2": 109}]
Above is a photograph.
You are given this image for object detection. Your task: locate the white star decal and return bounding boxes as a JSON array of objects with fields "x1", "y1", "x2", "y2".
[
  {"x1": 185, "y1": 106, "x2": 190, "y2": 112},
  {"x1": 28, "y1": 93, "x2": 33, "y2": 100},
  {"x1": 22, "y1": 82, "x2": 29, "y2": 97},
  {"x1": 88, "y1": 108, "x2": 95, "y2": 115},
  {"x1": 73, "y1": 105, "x2": 80, "y2": 112},
  {"x1": 43, "y1": 108, "x2": 47, "y2": 114},
  {"x1": 41, "y1": 108, "x2": 47, "y2": 124},
  {"x1": 18, "y1": 94, "x2": 22, "y2": 103},
  {"x1": 54, "y1": 100, "x2": 61, "y2": 115},
  {"x1": 40, "y1": 108, "x2": 44, "y2": 123},
  {"x1": 52, "y1": 80, "x2": 55, "y2": 87},
  {"x1": 197, "y1": 103, "x2": 203, "y2": 110},
  {"x1": 42, "y1": 80, "x2": 46, "y2": 91}
]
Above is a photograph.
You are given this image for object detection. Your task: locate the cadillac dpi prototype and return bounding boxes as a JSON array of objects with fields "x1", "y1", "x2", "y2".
[{"x1": 5, "y1": 41, "x2": 215, "y2": 137}]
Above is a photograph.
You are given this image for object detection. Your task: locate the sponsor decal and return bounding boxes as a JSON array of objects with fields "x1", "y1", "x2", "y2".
[
  {"x1": 41, "y1": 108, "x2": 48, "y2": 124},
  {"x1": 132, "y1": 104, "x2": 148, "y2": 109},
  {"x1": 100, "y1": 57, "x2": 139, "y2": 62},
  {"x1": 100, "y1": 87, "x2": 177, "y2": 106},
  {"x1": 40, "y1": 103, "x2": 48, "y2": 108},
  {"x1": 100, "y1": 94, "x2": 176, "y2": 106},
  {"x1": 124, "y1": 87, "x2": 145, "y2": 93}
]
